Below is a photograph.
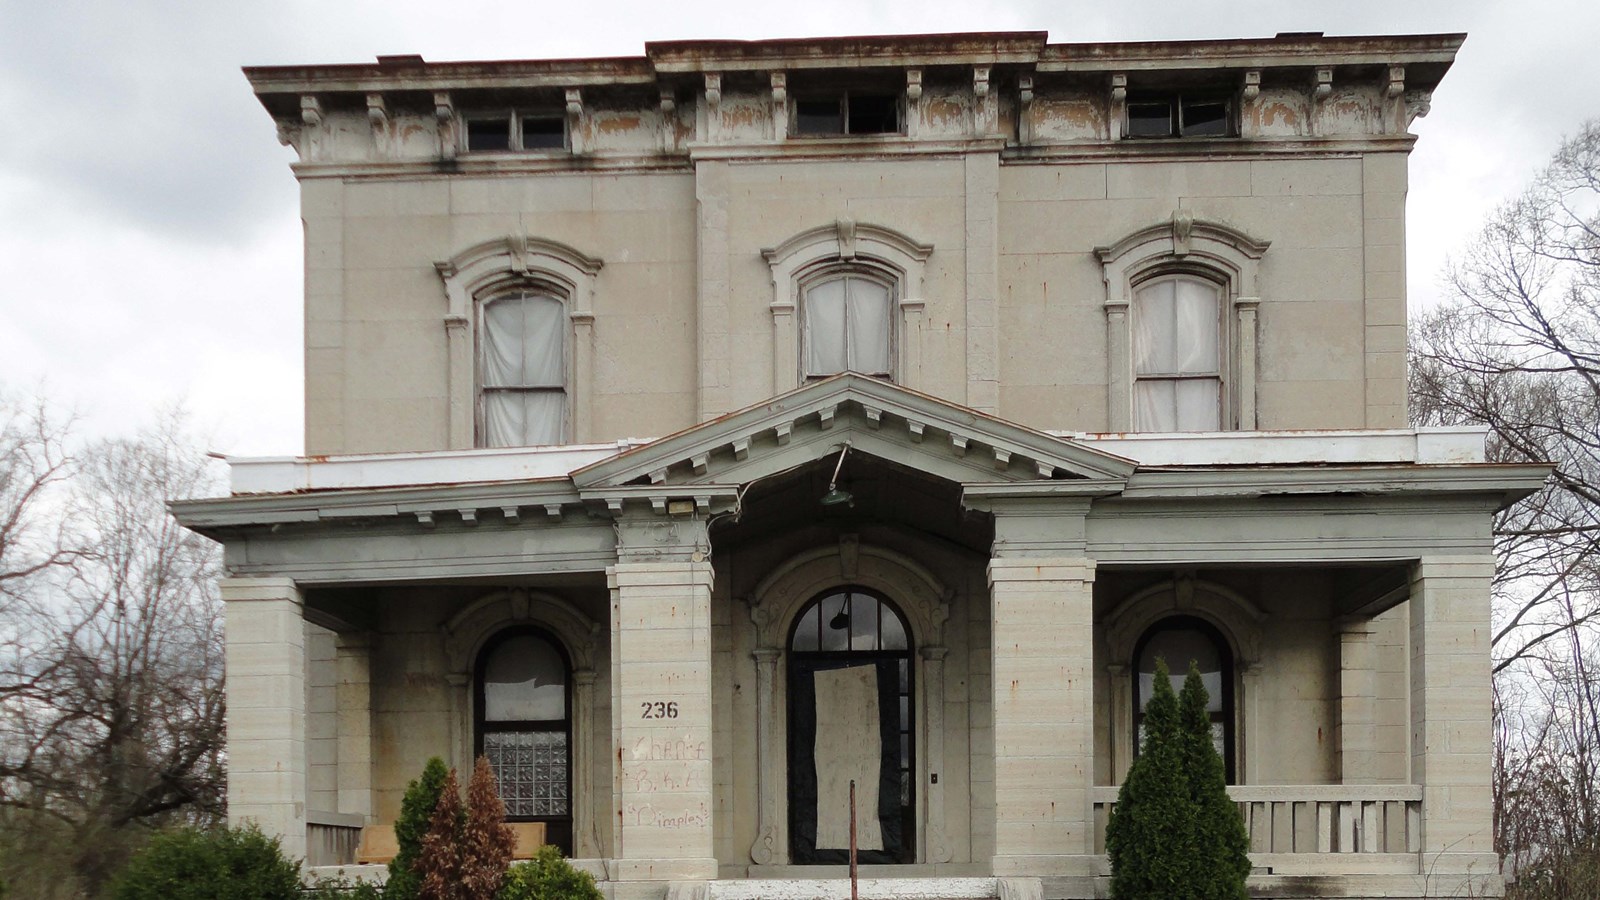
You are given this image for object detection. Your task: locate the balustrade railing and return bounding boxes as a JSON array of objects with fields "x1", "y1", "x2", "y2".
[{"x1": 1092, "y1": 784, "x2": 1423, "y2": 875}]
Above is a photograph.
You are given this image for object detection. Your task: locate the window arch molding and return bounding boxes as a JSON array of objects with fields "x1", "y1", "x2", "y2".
[
  {"x1": 436, "y1": 235, "x2": 604, "y2": 448},
  {"x1": 1102, "y1": 574, "x2": 1267, "y2": 785},
  {"x1": 742, "y1": 541, "x2": 955, "y2": 866},
  {"x1": 762, "y1": 220, "x2": 933, "y2": 394},
  {"x1": 1096, "y1": 212, "x2": 1269, "y2": 432},
  {"x1": 441, "y1": 588, "x2": 603, "y2": 856}
]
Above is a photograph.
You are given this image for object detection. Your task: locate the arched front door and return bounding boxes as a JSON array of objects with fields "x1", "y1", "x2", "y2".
[{"x1": 787, "y1": 587, "x2": 914, "y2": 864}]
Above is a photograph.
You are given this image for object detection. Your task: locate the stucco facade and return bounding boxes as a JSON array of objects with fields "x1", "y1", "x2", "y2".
[{"x1": 175, "y1": 31, "x2": 1547, "y2": 900}]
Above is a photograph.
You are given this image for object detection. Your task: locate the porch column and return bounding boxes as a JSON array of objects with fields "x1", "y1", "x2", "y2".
[
  {"x1": 608, "y1": 514, "x2": 717, "y2": 882},
  {"x1": 1409, "y1": 556, "x2": 1499, "y2": 876},
  {"x1": 334, "y1": 632, "x2": 373, "y2": 822},
  {"x1": 988, "y1": 554, "x2": 1097, "y2": 876},
  {"x1": 221, "y1": 576, "x2": 308, "y2": 861}
]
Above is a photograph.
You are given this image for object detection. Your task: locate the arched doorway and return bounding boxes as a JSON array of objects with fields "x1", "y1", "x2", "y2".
[{"x1": 786, "y1": 587, "x2": 914, "y2": 864}]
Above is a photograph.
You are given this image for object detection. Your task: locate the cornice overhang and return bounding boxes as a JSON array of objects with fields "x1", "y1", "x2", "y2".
[
  {"x1": 1039, "y1": 32, "x2": 1464, "y2": 84},
  {"x1": 1116, "y1": 463, "x2": 1551, "y2": 508},
  {"x1": 571, "y1": 373, "x2": 1138, "y2": 491},
  {"x1": 646, "y1": 31, "x2": 1049, "y2": 72},
  {"x1": 170, "y1": 478, "x2": 583, "y2": 538}
]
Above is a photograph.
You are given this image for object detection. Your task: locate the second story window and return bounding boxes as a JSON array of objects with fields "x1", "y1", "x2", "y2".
[
  {"x1": 1126, "y1": 93, "x2": 1233, "y2": 138},
  {"x1": 465, "y1": 112, "x2": 566, "y2": 152},
  {"x1": 802, "y1": 271, "x2": 894, "y2": 380},
  {"x1": 795, "y1": 92, "x2": 900, "y2": 136},
  {"x1": 481, "y1": 289, "x2": 567, "y2": 446},
  {"x1": 1132, "y1": 275, "x2": 1223, "y2": 431}
]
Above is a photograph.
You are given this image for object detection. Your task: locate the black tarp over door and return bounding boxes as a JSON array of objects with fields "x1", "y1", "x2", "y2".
[{"x1": 787, "y1": 656, "x2": 908, "y2": 864}]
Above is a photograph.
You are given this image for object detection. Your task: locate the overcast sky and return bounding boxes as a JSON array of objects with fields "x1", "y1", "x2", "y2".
[{"x1": 1, "y1": 0, "x2": 1594, "y2": 457}]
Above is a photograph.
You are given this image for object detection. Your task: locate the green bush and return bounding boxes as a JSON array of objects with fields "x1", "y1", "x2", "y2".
[
  {"x1": 109, "y1": 824, "x2": 300, "y2": 900},
  {"x1": 1106, "y1": 658, "x2": 1252, "y2": 900},
  {"x1": 497, "y1": 846, "x2": 602, "y2": 900},
  {"x1": 387, "y1": 757, "x2": 451, "y2": 900},
  {"x1": 1106, "y1": 657, "x2": 1197, "y2": 898},
  {"x1": 1178, "y1": 662, "x2": 1250, "y2": 899}
]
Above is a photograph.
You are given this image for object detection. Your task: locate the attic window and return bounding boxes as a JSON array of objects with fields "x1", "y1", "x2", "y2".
[
  {"x1": 465, "y1": 111, "x2": 567, "y2": 152},
  {"x1": 1126, "y1": 93, "x2": 1234, "y2": 138},
  {"x1": 795, "y1": 92, "x2": 900, "y2": 136}
]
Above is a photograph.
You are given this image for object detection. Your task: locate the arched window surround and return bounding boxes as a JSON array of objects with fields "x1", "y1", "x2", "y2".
[
  {"x1": 1096, "y1": 212, "x2": 1269, "y2": 432},
  {"x1": 436, "y1": 235, "x2": 604, "y2": 448},
  {"x1": 743, "y1": 540, "x2": 956, "y2": 867},
  {"x1": 1102, "y1": 574, "x2": 1267, "y2": 785},
  {"x1": 1132, "y1": 615, "x2": 1237, "y2": 782},
  {"x1": 474, "y1": 625, "x2": 575, "y2": 850},
  {"x1": 442, "y1": 589, "x2": 602, "y2": 856},
  {"x1": 762, "y1": 220, "x2": 933, "y2": 395}
]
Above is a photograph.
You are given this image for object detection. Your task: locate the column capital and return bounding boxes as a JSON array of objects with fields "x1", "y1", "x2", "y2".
[
  {"x1": 751, "y1": 646, "x2": 782, "y2": 665},
  {"x1": 219, "y1": 575, "x2": 303, "y2": 605},
  {"x1": 573, "y1": 667, "x2": 598, "y2": 687},
  {"x1": 987, "y1": 556, "x2": 1096, "y2": 586},
  {"x1": 919, "y1": 645, "x2": 948, "y2": 662},
  {"x1": 613, "y1": 513, "x2": 711, "y2": 565}
]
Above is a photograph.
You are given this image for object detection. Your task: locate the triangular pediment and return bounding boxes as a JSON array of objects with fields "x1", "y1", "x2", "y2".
[{"x1": 572, "y1": 375, "x2": 1135, "y2": 493}]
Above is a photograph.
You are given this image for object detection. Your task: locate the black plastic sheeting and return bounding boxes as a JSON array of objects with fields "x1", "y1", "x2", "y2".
[{"x1": 786, "y1": 656, "x2": 907, "y2": 864}]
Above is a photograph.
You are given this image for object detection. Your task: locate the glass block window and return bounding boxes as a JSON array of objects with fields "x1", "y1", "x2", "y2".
[
  {"x1": 483, "y1": 730, "x2": 570, "y2": 817},
  {"x1": 476, "y1": 628, "x2": 572, "y2": 840}
]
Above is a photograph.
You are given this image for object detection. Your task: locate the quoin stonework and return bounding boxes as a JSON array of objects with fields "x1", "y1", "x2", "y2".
[{"x1": 173, "y1": 30, "x2": 1548, "y2": 900}]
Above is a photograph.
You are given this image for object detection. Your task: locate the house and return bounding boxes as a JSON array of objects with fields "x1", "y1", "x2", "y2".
[{"x1": 172, "y1": 31, "x2": 1549, "y2": 900}]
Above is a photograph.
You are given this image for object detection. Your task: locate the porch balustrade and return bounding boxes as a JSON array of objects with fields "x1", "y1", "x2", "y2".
[{"x1": 1091, "y1": 785, "x2": 1423, "y2": 874}]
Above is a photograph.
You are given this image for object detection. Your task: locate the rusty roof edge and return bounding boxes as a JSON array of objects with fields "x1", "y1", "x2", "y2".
[
  {"x1": 1040, "y1": 32, "x2": 1466, "y2": 66},
  {"x1": 243, "y1": 55, "x2": 659, "y2": 95},
  {"x1": 645, "y1": 30, "x2": 1049, "y2": 69},
  {"x1": 242, "y1": 31, "x2": 1467, "y2": 98}
]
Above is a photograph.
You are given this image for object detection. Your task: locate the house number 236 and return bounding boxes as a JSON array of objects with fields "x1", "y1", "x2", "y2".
[{"x1": 640, "y1": 701, "x2": 679, "y2": 719}]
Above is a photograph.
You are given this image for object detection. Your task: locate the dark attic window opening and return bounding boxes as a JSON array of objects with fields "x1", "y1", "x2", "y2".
[
  {"x1": 1126, "y1": 93, "x2": 1235, "y2": 139},
  {"x1": 467, "y1": 117, "x2": 513, "y2": 151},
  {"x1": 795, "y1": 92, "x2": 900, "y2": 136},
  {"x1": 522, "y1": 115, "x2": 566, "y2": 149},
  {"x1": 465, "y1": 111, "x2": 567, "y2": 152}
]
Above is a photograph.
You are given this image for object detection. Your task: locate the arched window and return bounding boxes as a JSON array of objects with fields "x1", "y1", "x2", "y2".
[
  {"x1": 475, "y1": 628, "x2": 572, "y2": 852},
  {"x1": 1132, "y1": 274, "x2": 1223, "y2": 431},
  {"x1": 801, "y1": 270, "x2": 894, "y2": 380},
  {"x1": 787, "y1": 588, "x2": 914, "y2": 864},
  {"x1": 480, "y1": 289, "x2": 567, "y2": 446},
  {"x1": 1096, "y1": 214, "x2": 1269, "y2": 432},
  {"x1": 762, "y1": 221, "x2": 932, "y2": 393},
  {"x1": 1133, "y1": 616, "x2": 1235, "y2": 782}
]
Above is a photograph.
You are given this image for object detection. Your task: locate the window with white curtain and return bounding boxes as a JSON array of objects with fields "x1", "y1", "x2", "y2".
[
  {"x1": 480, "y1": 289, "x2": 567, "y2": 446},
  {"x1": 802, "y1": 272, "x2": 893, "y2": 380},
  {"x1": 1131, "y1": 275, "x2": 1223, "y2": 432}
]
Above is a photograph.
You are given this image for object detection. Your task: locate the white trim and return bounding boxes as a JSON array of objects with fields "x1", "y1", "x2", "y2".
[{"x1": 222, "y1": 427, "x2": 1489, "y2": 495}]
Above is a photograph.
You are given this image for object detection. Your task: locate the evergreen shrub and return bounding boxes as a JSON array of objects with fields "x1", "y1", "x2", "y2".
[
  {"x1": 386, "y1": 756, "x2": 451, "y2": 900},
  {"x1": 110, "y1": 825, "x2": 300, "y2": 900},
  {"x1": 497, "y1": 846, "x2": 603, "y2": 900}
]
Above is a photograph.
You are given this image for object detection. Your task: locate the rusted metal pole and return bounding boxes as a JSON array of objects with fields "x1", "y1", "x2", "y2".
[{"x1": 849, "y1": 779, "x2": 859, "y2": 900}]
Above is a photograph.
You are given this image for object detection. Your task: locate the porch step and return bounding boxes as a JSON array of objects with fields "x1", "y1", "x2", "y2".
[{"x1": 673, "y1": 876, "x2": 1041, "y2": 900}]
